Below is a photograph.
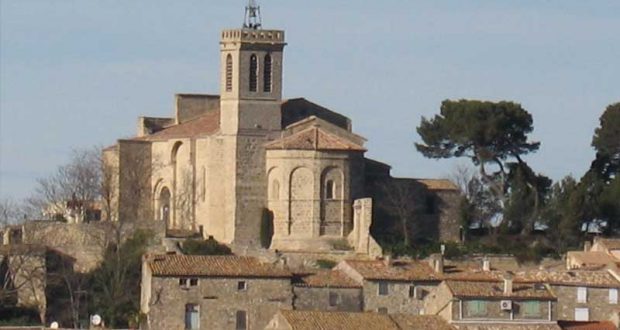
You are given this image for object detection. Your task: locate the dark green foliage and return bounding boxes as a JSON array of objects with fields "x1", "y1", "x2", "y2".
[
  {"x1": 0, "y1": 307, "x2": 40, "y2": 326},
  {"x1": 416, "y1": 100, "x2": 539, "y2": 165},
  {"x1": 541, "y1": 176, "x2": 583, "y2": 251},
  {"x1": 592, "y1": 102, "x2": 620, "y2": 181},
  {"x1": 504, "y1": 162, "x2": 552, "y2": 235},
  {"x1": 181, "y1": 237, "x2": 233, "y2": 256},
  {"x1": 89, "y1": 229, "x2": 154, "y2": 328},
  {"x1": 260, "y1": 208, "x2": 274, "y2": 248},
  {"x1": 315, "y1": 259, "x2": 337, "y2": 269}
]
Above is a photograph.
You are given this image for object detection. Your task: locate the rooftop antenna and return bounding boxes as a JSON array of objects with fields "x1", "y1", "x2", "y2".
[{"x1": 244, "y1": 0, "x2": 262, "y2": 29}]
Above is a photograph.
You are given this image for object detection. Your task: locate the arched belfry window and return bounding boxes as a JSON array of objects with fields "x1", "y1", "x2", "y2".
[
  {"x1": 249, "y1": 54, "x2": 258, "y2": 92},
  {"x1": 263, "y1": 54, "x2": 272, "y2": 92},
  {"x1": 225, "y1": 54, "x2": 233, "y2": 92}
]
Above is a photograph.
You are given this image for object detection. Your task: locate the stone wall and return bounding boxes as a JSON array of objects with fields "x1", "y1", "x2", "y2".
[
  {"x1": 552, "y1": 285, "x2": 619, "y2": 321},
  {"x1": 362, "y1": 280, "x2": 438, "y2": 315},
  {"x1": 293, "y1": 286, "x2": 362, "y2": 312},
  {"x1": 144, "y1": 276, "x2": 292, "y2": 330}
]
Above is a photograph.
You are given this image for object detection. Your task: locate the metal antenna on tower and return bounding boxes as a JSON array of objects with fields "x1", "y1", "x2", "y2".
[{"x1": 244, "y1": 0, "x2": 262, "y2": 29}]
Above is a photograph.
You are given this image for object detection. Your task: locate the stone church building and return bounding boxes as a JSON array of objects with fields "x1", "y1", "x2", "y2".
[{"x1": 103, "y1": 8, "x2": 460, "y2": 256}]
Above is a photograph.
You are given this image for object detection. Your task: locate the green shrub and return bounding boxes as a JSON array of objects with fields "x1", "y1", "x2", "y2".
[
  {"x1": 181, "y1": 237, "x2": 233, "y2": 256},
  {"x1": 316, "y1": 259, "x2": 337, "y2": 269}
]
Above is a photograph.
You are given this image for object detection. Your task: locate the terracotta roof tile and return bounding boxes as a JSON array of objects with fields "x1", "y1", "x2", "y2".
[
  {"x1": 513, "y1": 270, "x2": 620, "y2": 288},
  {"x1": 390, "y1": 314, "x2": 455, "y2": 330},
  {"x1": 567, "y1": 251, "x2": 618, "y2": 267},
  {"x1": 343, "y1": 259, "x2": 440, "y2": 281},
  {"x1": 278, "y1": 310, "x2": 400, "y2": 330},
  {"x1": 445, "y1": 280, "x2": 556, "y2": 300},
  {"x1": 265, "y1": 126, "x2": 365, "y2": 152},
  {"x1": 597, "y1": 238, "x2": 620, "y2": 250},
  {"x1": 148, "y1": 254, "x2": 291, "y2": 278},
  {"x1": 416, "y1": 178, "x2": 459, "y2": 191},
  {"x1": 136, "y1": 111, "x2": 220, "y2": 141},
  {"x1": 456, "y1": 324, "x2": 561, "y2": 330},
  {"x1": 296, "y1": 270, "x2": 361, "y2": 288}
]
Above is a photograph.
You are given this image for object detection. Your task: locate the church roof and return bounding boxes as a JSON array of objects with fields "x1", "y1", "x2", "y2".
[
  {"x1": 265, "y1": 126, "x2": 366, "y2": 152},
  {"x1": 135, "y1": 110, "x2": 220, "y2": 141},
  {"x1": 416, "y1": 179, "x2": 459, "y2": 191},
  {"x1": 147, "y1": 254, "x2": 291, "y2": 278}
]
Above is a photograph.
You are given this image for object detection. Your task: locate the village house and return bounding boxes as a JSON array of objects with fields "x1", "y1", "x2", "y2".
[
  {"x1": 567, "y1": 238, "x2": 620, "y2": 270},
  {"x1": 140, "y1": 254, "x2": 293, "y2": 330},
  {"x1": 512, "y1": 269, "x2": 620, "y2": 322},
  {"x1": 292, "y1": 269, "x2": 362, "y2": 312},
  {"x1": 423, "y1": 278, "x2": 560, "y2": 330}
]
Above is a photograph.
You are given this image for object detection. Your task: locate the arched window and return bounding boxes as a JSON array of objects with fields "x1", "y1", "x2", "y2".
[
  {"x1": 325, "y1": 180, "x2": 335, "y2": 200},
  {"x1": 225, "y1": 54, "x2": 233, "y2": 92},
  {"x1": 249, "y1": 54, "x2": 258, "y2": 92},
  {"x1": 159, "y1": 187, "x2": 171, "y2": 223},
  {"x1": 271, "y1": 180, "x2": 280, "y2": 200},
  {"x1": 263, "y1": 54, "x2": 272, "y2": 92}
]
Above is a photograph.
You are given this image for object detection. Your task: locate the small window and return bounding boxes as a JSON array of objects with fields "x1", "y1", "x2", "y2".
[
  {"x1": 189, "y1": 278, "x2": 198, "y2": 287},
  {"x1": 226, "y1": 54, "x2": 233, "y2": 92},
  {"x1": 238, "y1": 281, "x2": 247, "y2": 291},
  {"x1": 577, "y1": 287, "x2": 587, "y2": 303},
  {"x1": 329, "y1": 292, "x2": 338, "y2": 307},
  {"x1": 466, "y1": 300, "x2": 487, "y2": 317},
  {"x1": 377, "y1": 307, "x2": 388, "y2": 314},
  {"x1": 610, "y1": 289, "x2": 618, "y2": 304},
  {"x1": 426, "y1": 196, "x2": 436, "y2": 214},
  {"x1": 263, "y1": 54, "x2": 272, "y2": 92},
  {"x1": 236, "y1": 310, "x2": 247, "y2": 330},
  {"x1": 522, "y1": 301, "x2": 540, "y2": 317},
  {"x1": 409, "y1": 285, "x2": 416, "y2": 298},
  {"x1": 575, "y1": 307, "x2": 589, "y2": 321},
  {"x1": 249, "y1": 54, "x2": 258, "y2": 92},
  {"x1": 185, "y1": 304, "x2": 200, "y2": 330},
  {"x1": 179, "y1": 278, "x2": 188, "y2": 286},
  {"x1": 378, "y1": 282, "x2": 389, "y2": 296},
  {"x1": 325, "y1": 180, "x2": 335, "y2": 200}
]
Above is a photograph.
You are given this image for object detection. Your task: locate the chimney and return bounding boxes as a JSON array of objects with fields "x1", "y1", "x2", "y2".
[
  {"x1": 503, "y1": 273, "x2": 513, "y2": 295},
  {"x1": 383, "y1": 254, "x2": 392, "y2": 267},
  {"x1": 584, "y1": 240, "x2": 592, "y2": 252},
  {"x1": 482, "y1": 258, "x2": 491, "y2": 272},
  {"x1": 429, "y1": 254, "x2": 444, "y2": 274}
]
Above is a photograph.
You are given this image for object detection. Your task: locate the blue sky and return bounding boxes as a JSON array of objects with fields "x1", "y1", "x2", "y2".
[{"x1": 1, "y1": 0, "x2": 619, "y2": 199}]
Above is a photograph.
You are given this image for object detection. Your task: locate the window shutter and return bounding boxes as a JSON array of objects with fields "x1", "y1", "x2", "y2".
[{"x1": 610, "y1": 288, "x2": 618, "y2": 304}]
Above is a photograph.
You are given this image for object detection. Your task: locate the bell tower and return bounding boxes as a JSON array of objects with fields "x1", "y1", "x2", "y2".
[{"x1": 219, "y1": 0, "x2": 286, "y2": 134}]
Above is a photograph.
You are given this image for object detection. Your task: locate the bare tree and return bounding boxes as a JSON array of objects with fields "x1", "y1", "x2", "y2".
[
  {"x1": 27, "y1": 147, "x2": 103, "y2": 221},
  {"x1": 380, "y1": 180, "x2": 424, "y2": 246}
]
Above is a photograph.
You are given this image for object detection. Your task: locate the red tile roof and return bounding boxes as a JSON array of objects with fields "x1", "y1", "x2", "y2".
[
  {"x1": 514, "y1": 270, "x2": 620, "y2": 288},
  {"x1": 265, "y1": 126, "x2": 365, "y2": 152},
  {"x1": 445, "y1": 280, "x2": 556, "y2": 300},
  {"x1": 416, "y1": 178, "x2": 459, "y2": 191},
  {"x1": 136, "y1": 111, "x2": 220, "y2": 141},
  {"x1": 147, "y1": 254, "x2": 291, "y2": 278},
  {"x1": 277, "y1": 310, "x2": 400, "y2": 330},
  {"x1": 296, "y1": 270, "x2": 361, "y2": 288}
]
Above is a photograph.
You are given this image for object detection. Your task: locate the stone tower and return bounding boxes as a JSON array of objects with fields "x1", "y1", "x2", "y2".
[{"x1": 218, "y1": 7, "x2": 287, "y2": 245}]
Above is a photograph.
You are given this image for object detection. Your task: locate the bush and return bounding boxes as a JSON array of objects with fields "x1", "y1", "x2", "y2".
[
  {"x1": 316, "y1": 259, "x2": 337, "y2": 269},
  {"x1": 181, "y1": 237, "x2": 233, "y2": 256}
]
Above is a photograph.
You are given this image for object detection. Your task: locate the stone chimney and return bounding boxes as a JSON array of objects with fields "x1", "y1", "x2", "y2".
[
  {"x1": 503, "y1": 273, "x2": 514, "y2": 295},
  {"x1": 383, "y1": 254, "x2": 392, "y2": 267},
  {"x1": 482, "y1": 258, "x2": 491, "y2": 272},
  {"x1": 429, "y1": 254, "x2": 444, "y2": 274},
  {"x1": 584, "y1": 240, "x2": 592, "y2": 252}
]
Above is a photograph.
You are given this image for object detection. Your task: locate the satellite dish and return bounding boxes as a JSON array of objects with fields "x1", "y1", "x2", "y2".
[
  {"x1": 92, "y1": 314, "x2": 102, "y2": 326},
  {"x1": 50, "y1": 322, "x2": 59, "y2": 329}
]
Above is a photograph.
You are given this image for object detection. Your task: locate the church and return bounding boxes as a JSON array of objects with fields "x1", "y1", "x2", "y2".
[{"x1": 103, "y1": 3, "x2": 460, "y2": 256}]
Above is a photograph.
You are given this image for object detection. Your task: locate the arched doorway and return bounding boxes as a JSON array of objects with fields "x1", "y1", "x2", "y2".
[{"x1": 159, "y1": 187, "x2": 171, "y2": 227}]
